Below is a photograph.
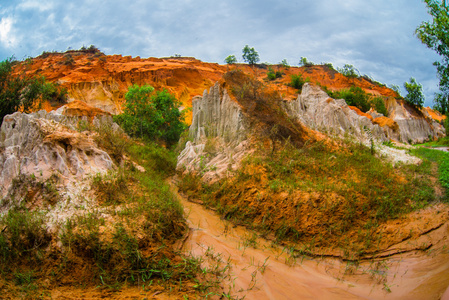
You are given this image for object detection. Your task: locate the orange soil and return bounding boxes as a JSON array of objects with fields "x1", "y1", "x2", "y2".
[
  {"x1": 373, "y1": 116, "x2": 399, "y2": 130},
  {"x1": 15, "y1": 52, "x2": 431, "y2": 125},
  {"x1": 348, "y1": 106, "x2": 374, "y2": 120}
]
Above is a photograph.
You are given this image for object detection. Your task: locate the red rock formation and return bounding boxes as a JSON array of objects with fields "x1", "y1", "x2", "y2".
[{"x1": 13, "y1": 52, "x2": 444, "y2": 126}]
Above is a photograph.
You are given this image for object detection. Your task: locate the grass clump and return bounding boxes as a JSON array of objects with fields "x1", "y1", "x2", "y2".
[
  {"x1": 412, "y1": 147, "x2": 449, "y2": 196},
  {"x1": 0, "y1": 209, "x2": 51, "y2": 270}
]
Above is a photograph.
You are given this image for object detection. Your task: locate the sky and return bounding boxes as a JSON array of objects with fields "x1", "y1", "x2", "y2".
[{"x1": 0, "y1": 0, "x2": 442, "y2": 107}]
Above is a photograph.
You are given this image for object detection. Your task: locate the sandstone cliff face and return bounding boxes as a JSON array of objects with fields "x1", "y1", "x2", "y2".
[
  {"x1": 177, "y1": 82, "x2": 424, "y2": 179},
  {"x1": 0, "y1": 110, "x2": 114, "y2": 206},
  {"x1": 284, "y1": 83, "x2": 444, "y2": 144},
  {"x1": 283, "y1": 83, "x2": 388, "y2": 144},
  {"x1": 177, "y1": 83, "x2": 250, "y2": 182},
  {"x1": 385, "y1": 98, "x2": 445, "y2": 143}
]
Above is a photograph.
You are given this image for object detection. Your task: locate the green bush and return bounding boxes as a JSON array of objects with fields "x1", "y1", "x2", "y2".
[
  {"x1": 337, "y1": 64, "x2": 359, "y2": 78},
  {"x1": 0, "y1": 57, "x2": 67, "y2": 125},
  {"x1": 328, "y1": 86, "x2": 370, "y2": 112},
  {"x1": 267, "y1": 67, "x2": 283, "y2": 81},
  {"x1": 371, "y1": 96, "x2": 388, "y2": 116},
  {"x1": 224, "y1": 55, "x2": 237, "y2": 64},
  {"x1": 290, "y1": 74, "x2": 308, "y2": 90},
  {"x1": 299, "y1": 57, "x2": 314, "y2": 67},
  {"x1": 114, "y1": 84, "x2": 186, "y2": 147}
]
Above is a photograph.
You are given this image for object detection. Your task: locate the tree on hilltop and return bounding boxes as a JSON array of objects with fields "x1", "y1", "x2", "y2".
[
  {"x1": 224, "y1": 55, "x2": 237, "y2": 64},
  {"x1": 404, "y1": 77, "x2": 425, "y2": 108},
  {"x1": 242, "y1": 45, "x2": 260, "y2": 65}
]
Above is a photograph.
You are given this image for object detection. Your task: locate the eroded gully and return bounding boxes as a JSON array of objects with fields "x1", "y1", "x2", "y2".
[{"x1": 170, "y1": 181, "x2": 449, "y2": 300}]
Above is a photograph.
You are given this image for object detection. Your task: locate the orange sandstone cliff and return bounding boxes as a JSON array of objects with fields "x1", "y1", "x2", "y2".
[{"x1": 14, "y1": 51, "x2": 418, "y2": 125}]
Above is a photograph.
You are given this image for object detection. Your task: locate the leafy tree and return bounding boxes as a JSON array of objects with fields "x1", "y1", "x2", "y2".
[
  {"x1": 337, "y1": 64, "x2": 360, "y2": 78},
  {"x1": 416, "y1": 0, "x2": 449, "y2": 114},
  {"x1": 0, "y1": 57, "x2": 67, "y2": 125},
  {"x1": 224, "y1": 55, "x2": 237, "y2": 64},
  {"x1": 114, "y1": 84, "x2": 186, "y2": 146},
  {"x1": 404, "y1": 77, "x2": 425, "y2": 108},
  {"x1": 298, "y1": 57, "x2": 314, "y2": 67},
  {"x1": 242, "y1": 45, "x2": 260, "y2": 65},
  {"x1": 280, "y1": 59, "x2": 290, "y2": 68}
]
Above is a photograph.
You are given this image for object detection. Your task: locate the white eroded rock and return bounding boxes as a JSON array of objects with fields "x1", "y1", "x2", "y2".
[
  {"x1": 0, "y1": 110, "x2": 114, "y2": 200},
  {"x1": 177, "y1": 83, "x2": 250, "y2": 182},
  {"x1": 283, "y1": 83, "x2": 388, "y2": 143},
  {"x1": 284, "y1": 83, "x2": 444, "y2": 144}
]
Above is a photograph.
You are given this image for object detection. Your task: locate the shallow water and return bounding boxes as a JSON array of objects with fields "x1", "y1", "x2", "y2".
[{"x1": 171, "y1": 182, "x2": 449, "y2": 300}]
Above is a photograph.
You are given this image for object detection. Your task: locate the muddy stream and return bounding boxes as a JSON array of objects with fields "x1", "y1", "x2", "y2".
[{"x1": 171, "y1": 182, "x2": 449, "y2": 300}]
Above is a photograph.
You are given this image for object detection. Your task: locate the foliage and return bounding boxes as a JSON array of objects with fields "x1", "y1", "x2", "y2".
[
  {"x1": 224, "y1": 69, "x2": 310, "y2": 147},
  {"x1": 434, "y1": 92, "x2": 449, "y2": 115},
  {"x1": 337, "y1": 64, "x2": 360, "y2": 78},
  {"x1": 298, "y1": 57, "x2": 314, "y2": 67},
  {"x1": 280, "y1": 59, "x2": 290, "y2": 68},
  {"x1": 404, "y1": 77, "x2": 425, "y2": 108},
  {"x1": 371, "y1": 96, "x2": 388, "y2": 116},
  {"x1": 416, "y1": 0, "x2": 449, "y2": 114},
  {"x1": 327, "y1": 86, "x2": 371, "y2": 112},
  {"x1": 242, "y1": 45, "x2": 260, "y2": 65},
  {"x1": 323, "y1": 62, "x2": 335, "y2": 70},
  {"x1": 114, "y1": 84, "x2": 186, "y2": 147},
  {"x1": 412, "y1": 147, "x2": 449, "y2": 199},
  {"x1": 0, "y1": 209, "x2": 50, "y2": 268},
  {"x1": 224, "y1": 54, "x2": 237, "y2": 64},
  {"x1": 289, "y1": 74, "x2": 309, "y2": 90},
  {"x1": 0, "y1": 57, "x2": 67, "y2": 125},
  {"x1": 267, "y1": 67, "x2": 283, "y2": 80}
]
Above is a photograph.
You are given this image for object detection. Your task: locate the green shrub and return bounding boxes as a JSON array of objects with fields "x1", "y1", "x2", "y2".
[
  {"x1": 0, "y1": 209, "x2": 50, "y2": 267},
  {"x1": 0, "y1": 57, "x2": 67, "y2": 125},
  {"x1": 371, "y1": 96, "x2": 388, "y2": 116},
  {"x1": 337, "y1": 64, "x2": 360, "y2": 78},
  {"x1": 267, "y1": 67, "x2": 283, "y2": 81},
  {"x1": 267, "y1": 68, "x2": 276, "y2": 80},
  {"x1": 290, "y1": 74, "x2": 308, "y2": 90},
  {"x1": 113, "y1": 84, "x2": 186, "y2": 147},
  {"x1": 280, "y1": 59, "x2": 290, "y2": 68},
  {"x1": 299, "y1": 57, "x2": 314, "y2": 67},
  {"x1": 329, "y1": 86, "x2": 370, "y2": 112},
  {"x1": 224, "y1": 55, "x2": 237, "y2": 64}
]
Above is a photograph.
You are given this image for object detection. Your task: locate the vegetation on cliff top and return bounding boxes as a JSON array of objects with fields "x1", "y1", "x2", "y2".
[{"x1": 0, "y1": 57, "x2": 67, "y2": 125}]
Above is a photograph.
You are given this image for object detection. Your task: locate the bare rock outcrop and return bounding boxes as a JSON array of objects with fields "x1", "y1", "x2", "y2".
[
  {"x1": 283, "y1": 83, "x2": 388, "y2": 143},
  {"x1": 284, "y1": 83, "x2": 444, "y2": 144},
  {"x1": 0, "y1": 110, "x2": 114, "y2": 201},
  {"x1": 385, "y1": 97, "x2": 445, "y2": 143},
  {"x1": 177, "y1": 83, "x2": 250, "y2": 182}
]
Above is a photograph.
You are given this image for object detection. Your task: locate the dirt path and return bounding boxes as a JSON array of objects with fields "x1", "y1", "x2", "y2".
[{"x1": 172, "y1": 182, "x2": 449, "y2": 300}]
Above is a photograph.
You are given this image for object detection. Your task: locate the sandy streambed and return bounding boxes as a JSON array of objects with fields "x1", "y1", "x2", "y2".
[{"x1": 172, "y1": 183, "x2": 449, "y2": 300}]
